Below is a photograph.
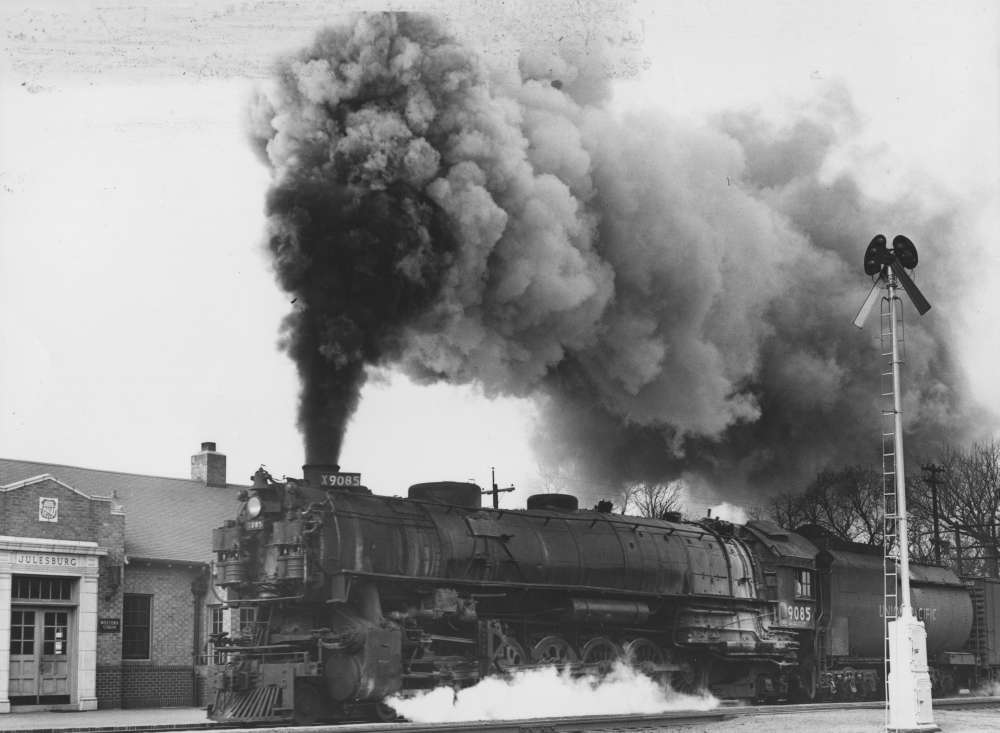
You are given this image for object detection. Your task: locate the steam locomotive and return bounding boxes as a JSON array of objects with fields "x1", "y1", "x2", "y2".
[{"x1": 206, "y1": 465, "x2": 994, "y2": 724}]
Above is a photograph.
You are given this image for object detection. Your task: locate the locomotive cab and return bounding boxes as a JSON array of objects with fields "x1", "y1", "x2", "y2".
[
  {"x1": 738, "y1": 520, "x2": 819, "y2": 631},
  {"x1": 734, "y1": 520, "x2": 820, "y2": 700}
]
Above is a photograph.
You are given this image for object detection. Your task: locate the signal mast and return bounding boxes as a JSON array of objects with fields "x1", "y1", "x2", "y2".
[{"x1": 853, "y1": 234, "x2": 937, "y2": 733}]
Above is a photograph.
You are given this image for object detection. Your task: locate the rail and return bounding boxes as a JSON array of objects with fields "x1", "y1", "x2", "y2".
[{"x1": 20, "y1": 696, "x2": 1000, "y2": 733}]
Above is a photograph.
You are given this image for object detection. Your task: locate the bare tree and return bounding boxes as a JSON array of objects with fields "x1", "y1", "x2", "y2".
[
  {"x1": 762, "y1": 489, "x2": 814, "y2": 531},
  {"x1": 903, "y1": 497, "x2": 941, "y2": 564},
  {"x1": 537, "y1": 463, "x2": 576, "y2": 494},
  {"x1": 909, "y1": 442, "x2": 1000, "y2": 576},
  {"x1": 754, "y1": 447, "x2": 1000, "y2": 578},
  {"x1": 620, "y1": 481, "x2": 684, "y2": 519},
  {"x1": 759, "y1": 465, "x2": 883, "y2": 543},
  {"x1": 536, "y1": 462, "x2": 622, "y2": 510}
]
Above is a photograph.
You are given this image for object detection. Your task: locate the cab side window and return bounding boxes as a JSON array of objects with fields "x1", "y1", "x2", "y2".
[{"x1": 794, "y1": 569, "x2": 814, "y2": 599}]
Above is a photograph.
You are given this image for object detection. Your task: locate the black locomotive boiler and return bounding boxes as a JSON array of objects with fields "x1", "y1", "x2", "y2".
[{"x1": 206, "y1": 465, "x2": 986, "y2": 724}]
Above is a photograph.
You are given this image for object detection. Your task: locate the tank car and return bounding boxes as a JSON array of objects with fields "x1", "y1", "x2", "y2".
[
  {"x1": 799, "y1": 526, "x2": 975, "y2": 700},
  {"x1": 206, "y1": 466, "x2": 812, "y2": 723}
]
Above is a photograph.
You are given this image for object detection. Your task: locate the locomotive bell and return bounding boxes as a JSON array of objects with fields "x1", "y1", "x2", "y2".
[{"x1": 251, "y1": 467, "x2": 271, "y2": 489}]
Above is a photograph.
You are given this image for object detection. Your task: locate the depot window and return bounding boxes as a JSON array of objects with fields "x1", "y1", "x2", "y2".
[
  {"x1": 209, "y1": 606, "x2": 226, "y2": 664},
  {"x1": 122, "y1": 594, "x2": 152, "y2": 660},
  {"x1": 12, "y1": 575, "x2": 74, "y2": 601},
  {"x1": 211, "y1": 606, "x2": 224, "y2": 636},
  {"x1": 238, "y1": 606, "x2": 258, "y2": 643},
  {"x1": 794, "y1": 569, "x2": 814, "y2": 599}
]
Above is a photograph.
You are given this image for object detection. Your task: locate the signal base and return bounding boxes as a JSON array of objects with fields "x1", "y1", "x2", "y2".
[{"x1": 886, "y1": 612, "x2": 939, "y2": 732}]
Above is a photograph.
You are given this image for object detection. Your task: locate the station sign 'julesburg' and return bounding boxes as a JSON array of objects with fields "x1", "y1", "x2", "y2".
[{"x1": 13, "y1": 553, "x2": 79, "y2": 567}]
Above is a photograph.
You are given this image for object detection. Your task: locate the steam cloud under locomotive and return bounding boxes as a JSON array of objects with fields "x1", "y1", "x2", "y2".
[{"x1": 248, "y1": 11, "x2": 989, "y2": 499}]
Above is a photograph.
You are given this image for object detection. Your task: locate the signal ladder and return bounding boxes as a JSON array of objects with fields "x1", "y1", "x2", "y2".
[{"x1": 880, "y1": 293, "x2": 904, "y2": 698}]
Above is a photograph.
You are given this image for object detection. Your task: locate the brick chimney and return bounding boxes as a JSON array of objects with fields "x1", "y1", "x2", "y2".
[{"x1": 191, "y1": 441, "x2": 226, "y2": 487}]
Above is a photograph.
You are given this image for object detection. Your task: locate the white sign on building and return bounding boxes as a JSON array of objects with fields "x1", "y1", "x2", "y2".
[{"x1": 38, "y1": 497, "x2": 59, "y2": 523}]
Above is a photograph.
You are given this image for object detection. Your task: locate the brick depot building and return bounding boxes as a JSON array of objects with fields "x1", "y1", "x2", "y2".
[{"x1": 0, "y1": 443, "x2": 243, "y2": 713}]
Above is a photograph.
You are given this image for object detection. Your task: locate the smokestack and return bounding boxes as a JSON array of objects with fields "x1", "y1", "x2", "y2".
[
  {"x1": 191, "y1": 442, "x2": 226, "y2": 487},
  {"x1": 302, "y1": 463, "x2": 341, "y2": 487}
]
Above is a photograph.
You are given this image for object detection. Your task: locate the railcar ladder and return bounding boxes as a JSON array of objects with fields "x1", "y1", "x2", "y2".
[
  {"x1": 880, "y1": 294, "x2": 903, "y2": 695},
  {"x1": 968, "y1": 582, "x2": 989, "y2": 685}
]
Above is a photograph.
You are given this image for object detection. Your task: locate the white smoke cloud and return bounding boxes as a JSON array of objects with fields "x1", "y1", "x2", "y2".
[
  {"x1": 386, "y1": 662, "x2": 717, "y2": 723},
  {"x1": 708, "y1": 502, "x2": 749, "y2": 524}
]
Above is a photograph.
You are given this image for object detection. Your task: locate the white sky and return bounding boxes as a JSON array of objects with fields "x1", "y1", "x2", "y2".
[{"x1": 1, "y1": 0, "x2": 997, "y2": 512}]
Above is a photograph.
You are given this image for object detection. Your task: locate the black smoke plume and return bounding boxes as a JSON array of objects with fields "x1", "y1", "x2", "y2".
[{"x1": 250, "y1": 12, "x2": 991, "y2": 496}]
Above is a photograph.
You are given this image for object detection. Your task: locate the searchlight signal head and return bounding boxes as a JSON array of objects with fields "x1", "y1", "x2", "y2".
[
  {"x1": 853, "y1": 233, "x2": 931, "y2": 328},
  {"x1": 864, "y1": 234, "x2": 889, "y2": 276},
  {"x1": 893, "y1": 234, "x2": 919, "y2": 269}
]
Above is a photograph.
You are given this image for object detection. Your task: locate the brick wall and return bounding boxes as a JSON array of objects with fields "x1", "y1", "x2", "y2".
[
  {"x1": 98, "y1": 562, "x2": 205, "y2": 708},
  {"x1": 97, "y1": 511, "x2": 126, "y2": 668},
  {"x1": 123, "y1": 563, "x2": 202, "y2": 665},
  {"x1": 96, "y1": 664, "x2": 122, "y2": 709},
  {"x1": 0, "y1": 477, "x2": 116, "y2": 542},
  {"x1": 95, "y1": 562, "x2": 215, "y2": 708},
  {"x1": 119, "y1": 665, "x2": 198, "y2": 708}
]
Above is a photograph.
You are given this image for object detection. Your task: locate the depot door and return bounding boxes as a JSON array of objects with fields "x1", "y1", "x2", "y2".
[{"x1": 9, "y1": 607, "x2": 72, "y2": 705}]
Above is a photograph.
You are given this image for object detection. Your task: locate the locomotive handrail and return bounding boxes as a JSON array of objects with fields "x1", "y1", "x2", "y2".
[
  {"x1": 325, "y1": 569, "x2": 770, "y2": 601},
  {"x1": 211, "y1": 643, "x2": 305, "y2": 653},
  {"x1": 222, "y1": 595, "x2": 304, "y2": 606}
]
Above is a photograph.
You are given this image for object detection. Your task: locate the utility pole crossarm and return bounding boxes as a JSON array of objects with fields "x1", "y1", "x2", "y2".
[{"x1": 482, "y1": 466, "x2": 515, "y2": 509}]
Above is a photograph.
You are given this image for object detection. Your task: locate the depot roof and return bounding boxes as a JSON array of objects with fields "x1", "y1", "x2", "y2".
[{"x1": 0, "y1": 457, "x2": 243, "y2": 563}]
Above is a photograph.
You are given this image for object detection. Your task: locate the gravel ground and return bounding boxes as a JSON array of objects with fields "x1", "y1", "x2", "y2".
[{"x1": 691, "y1": 707, "x2": 1000, "y2": 733}]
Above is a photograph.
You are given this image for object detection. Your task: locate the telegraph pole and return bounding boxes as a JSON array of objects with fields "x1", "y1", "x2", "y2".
[
  {"x1": 921, "y1": 464, "x2": 945, "y2": 564},
  {"x1": 482, "y1": 466, "x2": 515, "y2": 509}
]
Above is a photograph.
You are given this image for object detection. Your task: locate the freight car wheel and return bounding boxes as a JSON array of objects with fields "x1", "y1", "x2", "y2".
[
  {"x1": 531, "y1": 636, "x2": 579, "y2": 667},
  {"x1": 580, "y1": 637, "x2": 621, "y2": 670},
  {"x1": 623, "y1": 638, "x2": 664, "y2": 674},
  {"x1": 937, "y1": 671, "x2": 956, "y2": 697}
]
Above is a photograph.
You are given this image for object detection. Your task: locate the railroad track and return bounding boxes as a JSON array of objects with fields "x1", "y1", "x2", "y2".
[
  {"x1": 723, "y1": 693, "x2": 1000, "y2": 716},
  {"x1": 140, "y1": 709, "x2": 729, "y2": 733},
  {"x1": 54, "y1": 696, "x2": 1000, "y2": 733}
]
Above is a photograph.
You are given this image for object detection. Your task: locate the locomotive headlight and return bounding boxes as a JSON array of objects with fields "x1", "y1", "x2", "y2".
[{"x1": 246, "y1": 495, "x2": 263, "y2": 519}]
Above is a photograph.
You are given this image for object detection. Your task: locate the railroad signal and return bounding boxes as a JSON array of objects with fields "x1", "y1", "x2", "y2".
[
  {"x1": 854, "y1": 235, "x2": 931, "y2": 329},
  {"x1": 853, "y1": 234, "x2": 937, "y2": 732}
]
